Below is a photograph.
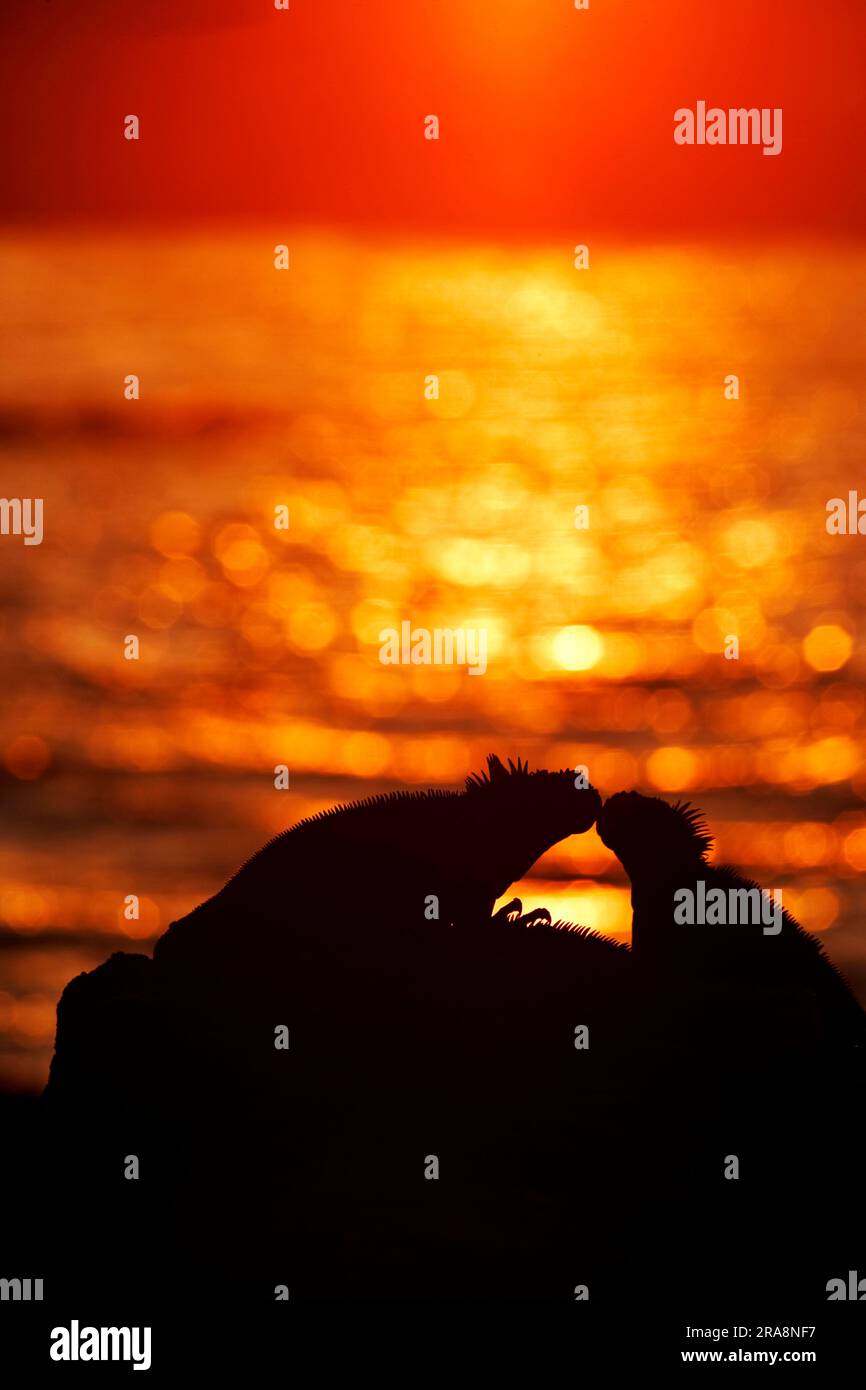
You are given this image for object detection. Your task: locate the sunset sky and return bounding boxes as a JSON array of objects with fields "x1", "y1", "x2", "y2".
[{"x1": 1, "y1": 0, "x2": 864, "y2": 237}]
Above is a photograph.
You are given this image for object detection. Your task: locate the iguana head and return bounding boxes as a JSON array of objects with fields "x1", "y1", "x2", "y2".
[
  {"x1": 596, "y1": 790, "x2": 713, "y2": 882},
  {"x1": 464, "y1": 755, "x2": 602, "y2": 889}
]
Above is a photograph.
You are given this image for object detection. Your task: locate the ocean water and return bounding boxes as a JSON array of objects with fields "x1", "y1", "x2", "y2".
[{"x1": 1, "y1": 230, "x2": 865, "y2": 1090}]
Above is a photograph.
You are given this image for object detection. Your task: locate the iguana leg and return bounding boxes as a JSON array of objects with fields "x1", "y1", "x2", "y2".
[
  {"x1": 491, "y1": 898, "x2": 523, "y2": 924},
  {"x1": 517, "y1": 907, "x2": 552, "y2": 928}
]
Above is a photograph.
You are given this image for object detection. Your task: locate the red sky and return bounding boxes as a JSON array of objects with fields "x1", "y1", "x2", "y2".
[{"x1": 1, "y1": 0, "x2": 864, "y2": 238}]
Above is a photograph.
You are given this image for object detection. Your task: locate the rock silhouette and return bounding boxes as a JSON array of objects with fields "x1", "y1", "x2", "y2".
[{"x1": 31, "y1": 768, "x2": 866, "y2": 1314}]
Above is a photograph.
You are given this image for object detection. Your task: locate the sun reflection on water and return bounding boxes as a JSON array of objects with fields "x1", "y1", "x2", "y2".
[{"x1": 1, "y1": 231, "x2": 866, "y2": 1087}]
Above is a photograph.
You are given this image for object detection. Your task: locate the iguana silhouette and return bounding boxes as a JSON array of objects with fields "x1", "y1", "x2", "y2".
[
  {"x1": 154, "y1": 754, "x2": 602, "y2": 972},
  {"x1": 37, "y1": 777, "x2": 866, "y2": 1312},
  {"x1": 596, "y1": 789, "x2": 866, "y2": 1050},
  {"x1": 40, "y1": 758, "x2": 636, "y2": 1302},
  {"x1": 596, "y1": 789, "x2": 866, "y2": 1309}
]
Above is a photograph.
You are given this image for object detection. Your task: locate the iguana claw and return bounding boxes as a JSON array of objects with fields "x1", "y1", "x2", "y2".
[
  {"x1": 517, "y1": 907, "x2": 552, "y2": 928},
  {"x1": 492, "y1": 898, "x2": 523, "y2": 923}
]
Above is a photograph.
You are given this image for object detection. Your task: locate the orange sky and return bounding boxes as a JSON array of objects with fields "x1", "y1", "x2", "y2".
[{"x1": 1, "y1": 0, "x2": 864, "y2": 237}]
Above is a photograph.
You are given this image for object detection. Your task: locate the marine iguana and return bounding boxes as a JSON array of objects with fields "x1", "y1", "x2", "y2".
[
  {"x1": 153, "y1": 754, "x2": 602, "y2": 973},
  {"x1": 45, "y1": 777, "x2": 866, "y2": 1305},
  {"x1": 597, "y1": 790, "x2": 866, "y2": 1051},
  {"x1": 596, "y1": 791, "x2": 866, "y2": 1312},
  {"x1": 42, "y1": 760, "x2": 637, "y2": 1302},
  {"x1": 48, "y1": 754, "x2": 605, "y2": 1110}
]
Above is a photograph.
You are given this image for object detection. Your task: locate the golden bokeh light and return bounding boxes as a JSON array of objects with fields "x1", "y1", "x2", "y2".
[
  {"x1": 4, "y1": 735, "x2": 51, "y2": 781},
  {"x1": 843, "y1": 826, "x2": 866, "y2": 872},
  {"x1": 286, "y1": 602, "x2": 338, "y2": 653},
  {"x1": 549, "y1": 625, "x2": 604, "y2": 673},
  {"x1": 151, "y1": 510, "x2": 201, "y2": 558},
  {"x1": 645, "y1": 746, "x2": 698, "y2": 792},
  {"x1": 802, "y1": 624, "x2": 853, "y2": 673},
  {"x1": 785, "y1": 887, "x2": 840, "y2": 934}
]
